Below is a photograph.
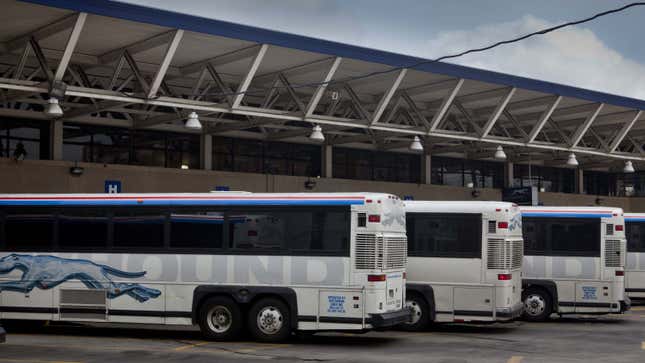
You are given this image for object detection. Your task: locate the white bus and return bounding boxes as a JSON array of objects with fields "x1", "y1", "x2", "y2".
[
  {"x1": 624, "y1": 213, "x2": 645, "y2": 301},
  {"x1": 520, "y1": 206, "x2": 630, "y2": 321},
  {"x1": 0, "y1": 192, "x2": 410, "y2": 342},
  {"x1": 402, "y1": 201, "x2": 524, "y2": 330}
]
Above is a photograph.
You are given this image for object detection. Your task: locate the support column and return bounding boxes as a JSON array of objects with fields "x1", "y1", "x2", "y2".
[
  {"x1": 421, "y1": 152, "x2": 431, "y2": 184},
  {"x1": 322, "y1": 144, "x2": 332, "y2": 178},
  {"x1": 200, "y1": 134, "x2": 212, "y2": 170},
  {"x1": 575, "y1": 168, "x2": 584, "y2": 194},
  {"x1": 504, "y1": 161, "x2": 514, "y2": 188},
  {"x1": 50, "y1": 120, "x2": 63, "y2": 161}
]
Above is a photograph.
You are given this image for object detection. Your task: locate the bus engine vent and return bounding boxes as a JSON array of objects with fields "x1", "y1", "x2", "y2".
[
  {"x1": 487, "y1": 239, "x2": 523, "y2": 270},
  {"x1": 355, "y1": 233, "x2": 406, "y2": 270},
  {"x1": 488, "y1": 221, "x2": 497, "y2": 234},
  {"x1": 384, "y1": 235, "x2": 407, "y2": 270},
  {"x1": 605, "y1": 239, "x2": 624, "y2": 268}
]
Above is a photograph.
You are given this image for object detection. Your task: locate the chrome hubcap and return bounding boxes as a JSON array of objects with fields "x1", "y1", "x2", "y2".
[
  {"x1": 257, "y1": 306, "x2": 283, "y2": 335},
  {"x1": 524, "y1": 294, "x2": 546, "y2": 316},
  {"x1": 207, "y1": 305, "x2": 232, "y2": 333},
  {"x1": 405, "y1": 299, "x2": 422, "y2": 325}
]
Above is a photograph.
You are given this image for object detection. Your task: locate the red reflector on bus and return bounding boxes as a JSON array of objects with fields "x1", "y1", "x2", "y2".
[
  {"x1": 368, "y1": 274, "x2": 386, "y2": 282},
  {"x1": 616, "y1": 270, "x2": 624, "y2": 276},
  {"x1": 498, "y1": 273, "x2": 512, "y2": 281},
  {"x1": 495, "y1": 208, "x2": 501, "y2": 212},
  {"x1": 368, "y1": 215, "x2": 381, "y2": 223},
  {"x1": 366, "y1": 199, "x2": 373, "y2": 203},
  {"x1": 615, "y1": 225, "x2": 624, "y2": 231},
  {"x1": 403, "y1": 272, "x2": 407, "y2": 279},
  {"x1": 498, "y1": 221, "x2": 508, "y2": 229},
  {"x1": 247, "y1": 230, "x2": 258, "y2": 237}
]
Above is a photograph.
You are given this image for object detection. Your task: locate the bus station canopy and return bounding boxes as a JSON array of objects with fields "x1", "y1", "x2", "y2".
[{"x1": 2, "y1": 0, "x2": 645, "y2": 170}]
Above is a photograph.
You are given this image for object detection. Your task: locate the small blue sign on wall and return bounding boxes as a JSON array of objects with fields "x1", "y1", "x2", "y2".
[
  {"x1": 214, "y1": 185, "x2": 230, "y2": 191},
  {"x1": 105, "y1": 180, "x2": 122, "y2": 194}
]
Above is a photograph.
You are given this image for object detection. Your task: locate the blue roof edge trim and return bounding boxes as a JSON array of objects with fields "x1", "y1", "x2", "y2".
[
  {"x1": 522, "y1": 212, "x2": 614, "y2": 219},
  {"x1": 626, "y1": 218, "x2": 645, "y2": 222},
  {"x1": 0, "y1": 199, "x2": 364, "y2": 206},
  {"x1": 20, "y1": 0, "x2": 645, "y2": 111}
]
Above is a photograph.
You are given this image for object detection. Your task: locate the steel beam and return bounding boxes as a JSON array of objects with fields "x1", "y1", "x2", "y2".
[
  {"x1": 180, "y1": 44, "x2": 263, "y2": 76},
  {"x1": 147, "y1": 29, "x2": 184, "y2": 99},
  {"x1": 428, "y1": 79, "x2": 463, "y2": 131},
  {"x1": 304, "y1": 57, "x2": 342, "y2": 117},
  {"x1": 480, "y1": 87, "x2": 515, "y2": 138},
  {"x1": 278, "y1": 73, "x2": 306, "y2": 113},
  {"x1": 570, "y1": 103, "x2": 604, "y2": 147},
  {"x1": 609, "y1": 110, "x2": 642, "y2": 152},
  {"x1": 29, "y1": 37, "x2": 53, "y2": 82},
  {"x1": 370, "y1": 68, "x2": 407, "y2": 125},
  {"x1": 527, "y1": 96, "x2": 561, "y2": 143},
  {"x1": 99, "y1": 30, "x2": 178, "y2": 64},
  {"x1": 53, "y1": 13, "x2": 87, "y2": 82},
  {"x1": 232, "y1": 44, "x2": 268, "y2": 109}
]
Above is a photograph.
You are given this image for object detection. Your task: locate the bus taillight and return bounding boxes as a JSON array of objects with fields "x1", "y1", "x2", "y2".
[
  {"x1": 616, "y1": 270, "x2": 624, "y2": 276},
  {"x1": 368, "y1": 215, "x2": 381, "y2": 223},
  {"x1": 498, "y1": 273, "x2": 512, "y2": 281},
  {"x1": 368, "y1": 274, "x2": 386, "y2": 282},
  {"x1": 615, "y1": 225, "x2": 624, "y2": 231},
  {"x1": 497, "y1": 221, "x2": 508, "y2": 229}
]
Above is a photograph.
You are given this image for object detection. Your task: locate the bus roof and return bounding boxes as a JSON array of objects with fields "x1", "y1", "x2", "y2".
[
  {"x1": 0, "y1": 192, "x2": 398, "y2": 207},
  {"x1": 404, "y1": 201, "x2": 517, "y2": 214},
  {"x1": 520, "y1": 206, "x2": 623, "y2": 219}
]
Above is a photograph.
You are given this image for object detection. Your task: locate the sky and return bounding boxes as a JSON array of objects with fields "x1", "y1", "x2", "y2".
[{"x1": 121, "y1": 0, "x2": 645, "y2": 100}]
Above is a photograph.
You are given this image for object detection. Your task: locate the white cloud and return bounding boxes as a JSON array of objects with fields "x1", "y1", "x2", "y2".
[{"x1": 423, "y1": 15, "x2": 645, "y2": 100}]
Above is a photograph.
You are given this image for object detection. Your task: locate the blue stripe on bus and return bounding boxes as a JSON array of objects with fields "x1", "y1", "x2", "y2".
[
  {"x1": 626, "y1": 218, "x2": 645, "y2": 222},
  {"x1": 0, "y1": 199, "x2": 365, "y2": 206},
  {"x1": 521, "y1": 212, "x2": 613, "y2": 218}
]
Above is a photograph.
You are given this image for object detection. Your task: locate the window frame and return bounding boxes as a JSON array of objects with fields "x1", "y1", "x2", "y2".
[{"x1": 626, "y1": 221, "x2": 645, "y2": 253}]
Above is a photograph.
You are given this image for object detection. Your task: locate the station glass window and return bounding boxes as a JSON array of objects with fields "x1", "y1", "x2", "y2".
[
  {"x1": 212, "y1": 137, "x2": 321, "y2": 177},
  {"x1": 0, "y1": 118, "x2": 47, "y2": 160},
  {"x1": 513, "y1": 164, "x2": 575, "y2": 193},
  {"x1": 333, "y1": 148, "x2": 420, "y2": 183},
  {"x1": 431, "y1": 157, "x2": 503, "y2": 188},
  {"x1": 406, "y1": 213, "x2": 482, "y2": 258}
]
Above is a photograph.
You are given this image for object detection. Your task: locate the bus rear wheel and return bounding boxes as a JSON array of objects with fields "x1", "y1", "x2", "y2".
[
  {"x1": 522, "y1": 288, "x2": 552, "y2": 322},
  {"x1": 248, "y1": 297, "x2": 291, "y2": 342},
  {"x1": 401, "y1": 294, "x2": 429, "y2": 331},
  {"x1": 198, "y1": 296, "x2": 243, "y2": 341}
]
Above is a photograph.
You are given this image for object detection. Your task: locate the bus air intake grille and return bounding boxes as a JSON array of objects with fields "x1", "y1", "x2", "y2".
[
  {"x1": 384, "y1": 235, "x2": 407, "y2": 270},
  {"x1": 355, "y1": 233, "x2": 379, "y2": 270},
  {"x1": 605, "y1": 239, "x2": 624, "y2": 268},
  {"x1": 487, "y1": 239, "x2": 523, "y2": 270}
]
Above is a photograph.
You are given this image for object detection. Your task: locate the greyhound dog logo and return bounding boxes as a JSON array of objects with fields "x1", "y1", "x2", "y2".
[{"x1": 0, "y1": 254, "x2": 161, "y2": 302}]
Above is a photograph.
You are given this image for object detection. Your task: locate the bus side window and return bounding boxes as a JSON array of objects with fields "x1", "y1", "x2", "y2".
[
  {"x1": 113, "y1": 209, "x2": 165, "y2": 250},
  {"x1": 169, "y1": 210, "x2": 224, "y2": 249},
  {"x1": 59, "y1": 209, "x2": 109, "y2": 250},
  {"x1": 627, "y1": 223, "x2": 645, "y2": 252},
  {"x1": 4, "y1": 209, "x2": 56, "y2": 251}
]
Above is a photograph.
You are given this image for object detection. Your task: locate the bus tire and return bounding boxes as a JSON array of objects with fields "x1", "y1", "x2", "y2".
[
  {"x1": 401, "y1": 293, "x2": 429, "y2": 331},
  {"x1": 198, "y1": 296, "x2": 243, "y2": 341},
  {"x1": 522, "y1": 287, "x2": 552, "y2": 322},
  {"x1": 248, "y1": 297, "x2": 291, "y2": 342}
]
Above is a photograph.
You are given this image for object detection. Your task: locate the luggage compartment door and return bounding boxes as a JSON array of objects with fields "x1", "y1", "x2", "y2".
[{"x1": 453, "y1": 286, "x2": 494, "y2": 318}]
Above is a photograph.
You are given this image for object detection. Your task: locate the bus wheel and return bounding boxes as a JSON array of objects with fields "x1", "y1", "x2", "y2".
[
  {"x1": 248, "y1": 297, "x2": 291, "y2": 342},
  {"x1": 198, "y1": 296, "x2": 243, "y2": 341},
  {"x1": 522, "y1": 288, "x2": 552, "y2": 322},
  {"x1": 401, "y1": 294, "x2": 429, "y2": 331}
]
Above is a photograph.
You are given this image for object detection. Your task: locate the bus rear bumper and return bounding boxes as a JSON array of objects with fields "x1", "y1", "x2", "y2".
[
  {"x1": 496, "y1": 302, "x2": 524, "y2": 320},
  {"x1": 620, "y1": 297, "x2": 631, "y2": 313},
  {"x1": 368, "y1": 307, "x2": 412, "y2": 329}
]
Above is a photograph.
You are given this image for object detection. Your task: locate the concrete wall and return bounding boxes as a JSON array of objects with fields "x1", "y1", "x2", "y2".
[{"x1": 1, "y1": 158, "x2": 644, "y2": 211}]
